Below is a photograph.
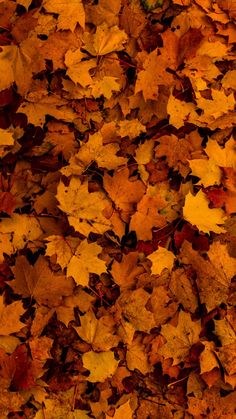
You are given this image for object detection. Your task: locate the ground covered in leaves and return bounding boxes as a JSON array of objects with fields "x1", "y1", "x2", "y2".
[{"x1": 0, "y1": 0, "x2": 236, "y2": 418}]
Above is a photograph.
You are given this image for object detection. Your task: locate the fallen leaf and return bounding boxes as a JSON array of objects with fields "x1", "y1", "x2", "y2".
[
  {"x1": 158, "y1": 310, "x2": 201, "y2": 365},
  {"x1": 11, "y1": 256, "x2": 74, "y2": 307},
  {"x1": 0, "y1": 297, "x2": 25, "y2": 336},
  {"x1": 183, "y1": 190, "x2": 226, "y2": 234},
  {"x1": 82, "y1": 350, "x2": 119, "y2": 382}
]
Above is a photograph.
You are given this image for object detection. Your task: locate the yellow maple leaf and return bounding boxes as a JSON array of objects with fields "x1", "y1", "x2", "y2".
[
  {"x1": 222, "y1": 70, "x2": 236, "y2": 90},
  {"x1": 214, "y1": 318, "x2": 236, "y2": 346},
  {"x1": 34, "y1": 397, "x2": 90, "y2": 419},
  {"x1": 75, "y1": 309, "x2": 119, "y2": 351},
  {"x1": 90, "y1": 76, "x2": 120, "y2": 99},
  {"x1": 200, "y1": 341, "x2": 219, "y2": 374},
  {"x1": 167, "y1": 93, "x2": 197, "y2": 129},
  {"x1": 106, "y1": 400, "x2": 133, "y2": 419},
  {"x1": 56, "y1": 177, "x2": 113, "y2": 236},
  {"x1": 74, "y1": 132, "x2": 127, "y2": 172},
  {"x1": 159, "y1": 311, "x2": 201, "y2": 365},
  {"x1": 118, "y1": 119, "x2": 146, "y2": 139},
  {"x1": 0, "y1": 128, "x2": 15, "y2": 147},
  {"x1": 197, "y1": 89, "x2": 235, "y2": 119},
  {"x1": 111, "y1": 252, "x2": 144, "y2": 289},
  {"x1": 18, "y1": 95, "x2": 77, "y2": 127},
  {"x1": 0, "y1": 214, "x2": 42, "y2": 251},
  {"x1": 82, "y1": 350, "x2": 119, "y2": 382},
  {"x1": 183, "y1": 190, "x2": 226, "y2": 233},
  {"x1": 126, "y1": 335, "x2": 153, "y2": 375},
  {"x1": 67, "y1": 240, "x2": 106, "y2": 286},
  {"x1": 148, "y1": 247, "x2": 176, "y2": 275},
  {"x1": 135, "y1": 49, "x2": 174, "y2": 101},
  {"x1": 207, "y1": 241, "x2": 236, "y2": 281},
  {"x1": 84, "y1": 23, "x2": 128, "y2": 56},
  {"x1": 0, "y1": 296, "x2": 25, "y2": 335},
  {"x1": 189, "y1": 158, "x2": 222, "y2": 187},
  {"x1": 65, "y1": 49, "x2": 96, "y2": 87},
  {"x1": 43, "y1": 0, "x2": 85, "y2": 31},
  {"x1": 205, "y1": 137, "x2": 236, "y2": 170},
  {"x1": 46, "y1": 235, "x2": 79, "y2": 270}
]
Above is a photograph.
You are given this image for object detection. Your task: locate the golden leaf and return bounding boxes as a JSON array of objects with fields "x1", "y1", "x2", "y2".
[
  {"x1": 67, "y1": 240, "x2": 106, "y2": 286},
  {"x1": 56, "y1": 177, "x2": 113, "y2": 236},
  {"x1": 43, "y1": 0, "x2": 85, "y2": 31},
  {"x1": 82, "y1": 350, "x2": 119, "y2": 382},
  {"x1": 148, "y1": 247, "x2": 176, "y2": 275},
  {"x1": 0, "y1": 296, "x2": 25, "y2": 336},
  {"x1": 183, "y1": 190, "x2": 226, "y2": 233},
  {"x1": 84, "y1": 23, "x2": 128, "y2": 56},
  {"x1": 159, "y1": 311, "x2": 201, "y2": 365}
]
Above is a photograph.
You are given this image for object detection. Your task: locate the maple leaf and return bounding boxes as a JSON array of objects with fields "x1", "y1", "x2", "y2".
[
  {"x1": 75, "y1": 308, "x2": 119, "y2": 351},
  {"x1": 67, "y1": 240, "x2": 107, "y2": 286},
  {"x1": 47, "y1": 235, "x2": 106, "y2": 286},
  {"x1": 0, "y1": 296, "x2": 25, "y2": 336},
  {"x1": 82, "y1": 350, "x2": 119, "y2": 382},
  {"x1": 18, "y1": 94, "x2": 77, "y2": 127},
  {"x1": 197, "y1": 89, "x2": 235, "y2": 120},
  {"x1": 150, "y1": 285, "x2": 178, "y2": 326},
  {"x1": 117, "y1": 119, "x2": 146, "y2": 139},
  {"x1": 64, "y1": 49, "x2": 95, "y2": 87},
  {"x1": 116, "y1": 288, "x2": 156, "y2": 333},
  {"x1": 135, "y1": 50, "x2": 171, "y2": 101},
  {"x1": 179, "y1": 241, "x2": 236, "y2": 311},
  {"x1": 56, "y1": 177, "x2": 114, "y2": 236},
  {"x1": 214, "y1": 318, "x2": 236, "y2": 346},
  {"x1": 103, "y1": 167, "x2": 145, "y2": 222},
  {"x1": 45, "y1": 121, "x2": 77, "y2": 160},
  {"x1": 199, "y1": 341, "x2": 219, "y2": 375},
  {"x1": 170, "y1": 268, "x2": 198, "y2": 313},
  {"x1": 129, "y1": 185, "x2": 167, "y2": 241},
  {"x1": 34, "y1": 395, "x2": 91, "y2": 419},
  {"x1": 216, "y1": 342, "x2": 236, "y2": 376},
  {"x1": 84, "y1": 23, "x2": 128, "y2": 56},
  {"x1": 46, "y1": 235, "x2": 79, "y2": 270},
  {"x1": 111, "y1": 252, "x2": 144, "y2": 289},
  {"x1": 11, "y1": 256, "x2": 74, "y2": 307},
  {"x1": 56, "y1": 289, "x2": 95, "y2": 326},
  {"x1": 71, "y1": 132, "x2": 127, "y2": 173},
  {"x1": 189, "y1": 158, "x2": 222, "y2": 187},
  {"x1": 167, "y1": 93, "x2": 197, "y2": 129},
  {"x1": 205, "y1": 137, "x2": 236, "y2": 170},
  {"x1": 126, "y1": 335, "x2": 152, "y2": 375},
  {"x1": 106, "y1": 400, "x2": 133, "y2": 419},
  {"x1": 0, "y1": 46, "x2": 32, "y2": 95},
  {"x1": 147, "y1": 247, "x2": 176, "y2": 275},
  {"x1": 90, "y1": 76, "x2": 120, "y2": 99},
  {"x1": 158, "y1": 311, "x2": 201, "y2": 365},
  {"x1": 42, "y1": 0, "x2": 85, "y2": 31},
  {"x1": 0, "y1": 215, "x2": 42, "y2": 261},
  {"x1": 183, "y1": 190, "x2": 226, "y2": 234}
]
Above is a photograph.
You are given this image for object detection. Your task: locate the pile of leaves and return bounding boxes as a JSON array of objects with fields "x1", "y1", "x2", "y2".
[{"x1": 0, "y1": 0, "x2": 236, "y2": 417}]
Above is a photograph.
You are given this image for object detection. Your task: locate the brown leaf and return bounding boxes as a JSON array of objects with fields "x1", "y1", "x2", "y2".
[{"x1": 11, "y1": 256, "x2": 74, "y2": 307}]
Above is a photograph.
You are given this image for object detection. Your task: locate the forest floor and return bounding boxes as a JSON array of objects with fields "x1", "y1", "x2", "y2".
[{"x1": 0, "y1": 0, "x2": 236, "y2": 418}]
